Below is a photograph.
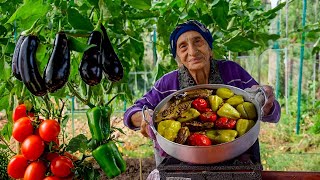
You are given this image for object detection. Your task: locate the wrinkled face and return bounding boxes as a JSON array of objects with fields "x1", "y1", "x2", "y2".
[{"x1": 175, "y1": 31, "x2": 212, "y2": 71}]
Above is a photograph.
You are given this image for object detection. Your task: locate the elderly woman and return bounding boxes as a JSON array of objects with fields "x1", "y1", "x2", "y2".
[{"x1": 124, "y1": 20, "x2": 281, "y2": 176}]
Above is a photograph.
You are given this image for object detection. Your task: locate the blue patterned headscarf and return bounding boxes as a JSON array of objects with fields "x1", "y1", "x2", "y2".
[{"x1": 170, "y1": 20, "x2": 213, "y2": 58}]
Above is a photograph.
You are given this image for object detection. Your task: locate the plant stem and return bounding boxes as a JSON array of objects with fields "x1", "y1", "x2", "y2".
[
  {"x1": 105, "y1": 82, "x2": 113, "y2": 94},
  {"x1": 67, "y1": 82, "x2": 94, "y2": 108},
  {"x1": 43, "y1": 95, "x2": 51, "y2": 119},
  {"x1": 58, "y1": 99, "x2": 66, "y2": 123},
  {"x1": 105, "y1": 93, "x2": 121, "y2": 107},
  {"x1": 0, "y1": 135, "x2": 15, "y2": 154}
]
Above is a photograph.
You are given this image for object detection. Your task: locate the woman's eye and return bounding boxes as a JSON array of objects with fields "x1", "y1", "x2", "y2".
[
  {"x1": 179, "y1": 44, "x2": 187, "y2": 50},
  {"x1": 195, "y1": 39, "x2": 203, "y2": 45}
]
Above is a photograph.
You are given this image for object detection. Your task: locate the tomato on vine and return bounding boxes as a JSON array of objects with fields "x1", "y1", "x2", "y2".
[
  {"x1": 45, "y1": 152, "x2": 60, "y2": 162},
  {"x1": 13, "y1": 104, "x2": 27, "y2": 122},
  {"x1": 12, "y1": 117, "x2": 34, "y2": 142},
  {"x1": 7, "y1": 154, "x2": 29, "y2": 179},
  {"x1": 24, "y1": 161, "x2": 47, "y2": 180},
  {"x1": 39, "y1": 119, "x2": 60, "y2": 142},
  {"x1": 43, "y1": 176, "x2": 62, "y2": 180},
  {"x1": 21, "y1": 135, "x2": 45, "y2": 161},
  {"x1": 50, "y1": 156, "x2": 74, "y2": 178}
]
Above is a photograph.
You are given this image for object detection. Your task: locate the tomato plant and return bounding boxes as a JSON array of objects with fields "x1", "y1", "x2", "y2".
[
  {"x1": 12, "y1": 117, "x2": 34, "y2": 142},
  {"x1": 7, "y1": 154, "x2": 29, "y2": 179},
  {"x1": 21, "y1": 135, "x2": 45, "y2": 161},
  {"x1": 24, "y1": 161, "x2": 47, "y2": 180},
  {"x1": 39, "y1": 119, "x2": 60, "y2": 142},
  {"x1": 50, "y1": 156, "x2": 74, "y2": 178}
]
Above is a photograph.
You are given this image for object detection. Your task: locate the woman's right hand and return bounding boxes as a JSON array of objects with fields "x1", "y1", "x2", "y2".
[{"x1": 131, "y1": 109, "x2": 154, "y2": 138}]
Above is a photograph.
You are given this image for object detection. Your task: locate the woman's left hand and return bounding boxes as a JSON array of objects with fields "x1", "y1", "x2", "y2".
[{"x1": 251, "y1": 85, "x2": 275, "y2": 115}]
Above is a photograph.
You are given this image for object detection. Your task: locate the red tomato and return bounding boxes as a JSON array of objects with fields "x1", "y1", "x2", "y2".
[
  {"x1": 21, "y1": 135, "x2": 45, "y2": 161},
  {"x1": 13, "y1": 104, "x2": 27, "y2": 122},
  {"x1": 51, "y1": 156, "x2": 74, "y2": 177},
  {"x1": 39, "y1": 119, "x2": 61, "y2": 142},
  {"x1": 45, "y1": 152, "x2": 60, "y2": 162},
  {"x1": 7, "y1": 154, "x2": 28, "y2": 179},
  {"x1": 44, "y1": 176, "x2": 62, "y2": 180},
  {"x1": 24, "y1": 161, "x2": 47, "y2": 180},
  {"x1": 12, "y1": 117, "x2": 34, "y2": 142}
]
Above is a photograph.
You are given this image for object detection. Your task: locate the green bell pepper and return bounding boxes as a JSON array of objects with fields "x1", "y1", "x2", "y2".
[
  {"x1": 86, "y1": 106, "x2": 111, "y2": 142},
  {"x1": 92, "y1": 141, "x2": 126, "y2": 179}
]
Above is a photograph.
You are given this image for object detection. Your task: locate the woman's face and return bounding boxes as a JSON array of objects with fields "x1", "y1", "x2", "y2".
[{"x1": 175, "y1": 31, "x2": 212, "y2": 71}]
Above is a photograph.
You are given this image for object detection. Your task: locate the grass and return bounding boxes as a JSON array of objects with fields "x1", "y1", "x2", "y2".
[{"x1": 259, "y1": 111, "x2": 320, "y2": 171}]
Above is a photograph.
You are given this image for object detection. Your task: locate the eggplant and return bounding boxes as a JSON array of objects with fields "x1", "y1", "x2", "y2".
[
  {"x1": 43, "y1": 32, "x2": 70, "y2": 93},
  {"x1": 12, "y1": 35, "x2": 26, "y2": 81},
  {"x1": 18, "y1": 36, "x2": 47, "y2": 96},
  {"x1": 79, "y1": 31, "x2": 103, "y2": 86},
  {"x1": 100, "y1": 25, "x2": 123, "y2": 82}
]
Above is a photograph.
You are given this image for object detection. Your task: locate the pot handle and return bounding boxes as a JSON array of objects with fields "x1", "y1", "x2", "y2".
[
  {"x1": 244, "y1": 86, "x2": 268, "y2": 117},
  {"x1": 142, "y1": 105, "x2": 158, "y2": 135}
]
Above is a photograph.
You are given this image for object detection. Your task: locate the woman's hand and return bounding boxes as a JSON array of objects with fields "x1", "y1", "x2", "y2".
[
  {"x1": 131, "y1": 109, "x2": 154, "y2": 138},
  {"x1": 251, "y1": 85, "x2": 275, "y2": 115}
]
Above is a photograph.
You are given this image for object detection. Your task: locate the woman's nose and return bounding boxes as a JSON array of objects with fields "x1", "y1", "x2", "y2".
[{"x1": 188, "y1": 45, "x2": 198, "y2": 56}]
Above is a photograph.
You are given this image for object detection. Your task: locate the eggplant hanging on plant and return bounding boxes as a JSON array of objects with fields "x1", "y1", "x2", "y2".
[
  {"x1": 12, "y1": 35, "x2": 26, "y2": 81},
  {"x1": 101, "y1": 25, "x2": 123, "y2": 82},
  {"x1": 18, "y1": 35, "x2": 47, "y2": 96},
  {"x1": 79, "y1": 28, "x2": 103, "y2": 86},
  {"x1": 43, "y1": 32, "x2": 70, "y2": 93}
]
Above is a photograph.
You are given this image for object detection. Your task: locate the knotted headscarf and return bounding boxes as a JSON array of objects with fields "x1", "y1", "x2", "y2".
[{"x1": 169, "y1": 20, "x2": 213, "y2": 58}]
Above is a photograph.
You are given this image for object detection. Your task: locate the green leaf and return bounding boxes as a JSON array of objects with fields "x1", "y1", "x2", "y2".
[
  {"x1": 126, "y1": 10, "x2": 159, "y2": 20},
  {"x1": 262, "y1": 1, "x2": 287, "y2": 17},
  {"x1": 66, "y1": 134, "x2": 88, "y2": 154},
  {"x1": 69, "y1": 55, "x2": 80, "y2": 81},
  {"x1": 211, "y1": 0, "x2": 229, "y2": 29},
  {"x1": 0, "y1": 122, "x2": 13, "y2": 142},
  {"x1": 86, "y1": 0, "x2": 99, "y2": 8},
  {"x1": 224, "y1": 35, "x2": 259, "y2": 52},
  {"x1": 254, "y1": 33, "x2": 280, "y2": 47},
  {"x1": 67, "y1": 7, "x2": 94, "y2": 31},
  {"x1": 35, "y1": 44, "x2": 48, "y2": 76},
  {"x1": 49, "y1": 86, "x2": 68, "y2": 98},
  {"x1": 125, "y1": 0, "x2": 151, "y2": 10},
  {"x1": 0, "y1": 25, "x2": 7, "y2": 36},
  {"x1": 83, "y1": 166, "x2": 100, "y2": 180},
  {"x1": 0, "y1": 95, "x2": 9, "y2": 111},
  {"x1": 7, "y1": 0, "x2": 50, "y2": 29},
  {"x1": 112, "y1": 127, "x2": 126, "y2": 135},
  {"x1": 312, "y1": 37, "x2": 320, "y2": 55},
  {"x1": 61, "y1": 114, "x2": 70, "y2": 128},
  {"x1": 0, "y1": 144, "x2": 8, "y2": 149},
  {"x1": 105, "y1": 0, "x2": 122, "y2": 18},
  {"x1": 68, "y1": 36, "x2": 89, "y2": 52}
]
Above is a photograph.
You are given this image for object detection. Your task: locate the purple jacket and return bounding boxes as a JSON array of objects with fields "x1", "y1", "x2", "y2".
[{"x1": 124, "y1": 60, "x2": 281, "y2": 130}]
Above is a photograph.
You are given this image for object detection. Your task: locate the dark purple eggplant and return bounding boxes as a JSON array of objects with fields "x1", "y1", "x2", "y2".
[
  {"x1": 43, "y1": 32, "x2": 70, "y2": 93},
  {"x1": 101, "y1": 25, "x2": 123, "y2": 82},
  {"x1": 18, "y1": 36, "x2": 47, "y2": 96},
  {"x1": 79, "y1": 31, "x2": 103, "y2": 86},
  {"x1": 12, "y1": 35, "x2": 26, "y2": 81}
]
